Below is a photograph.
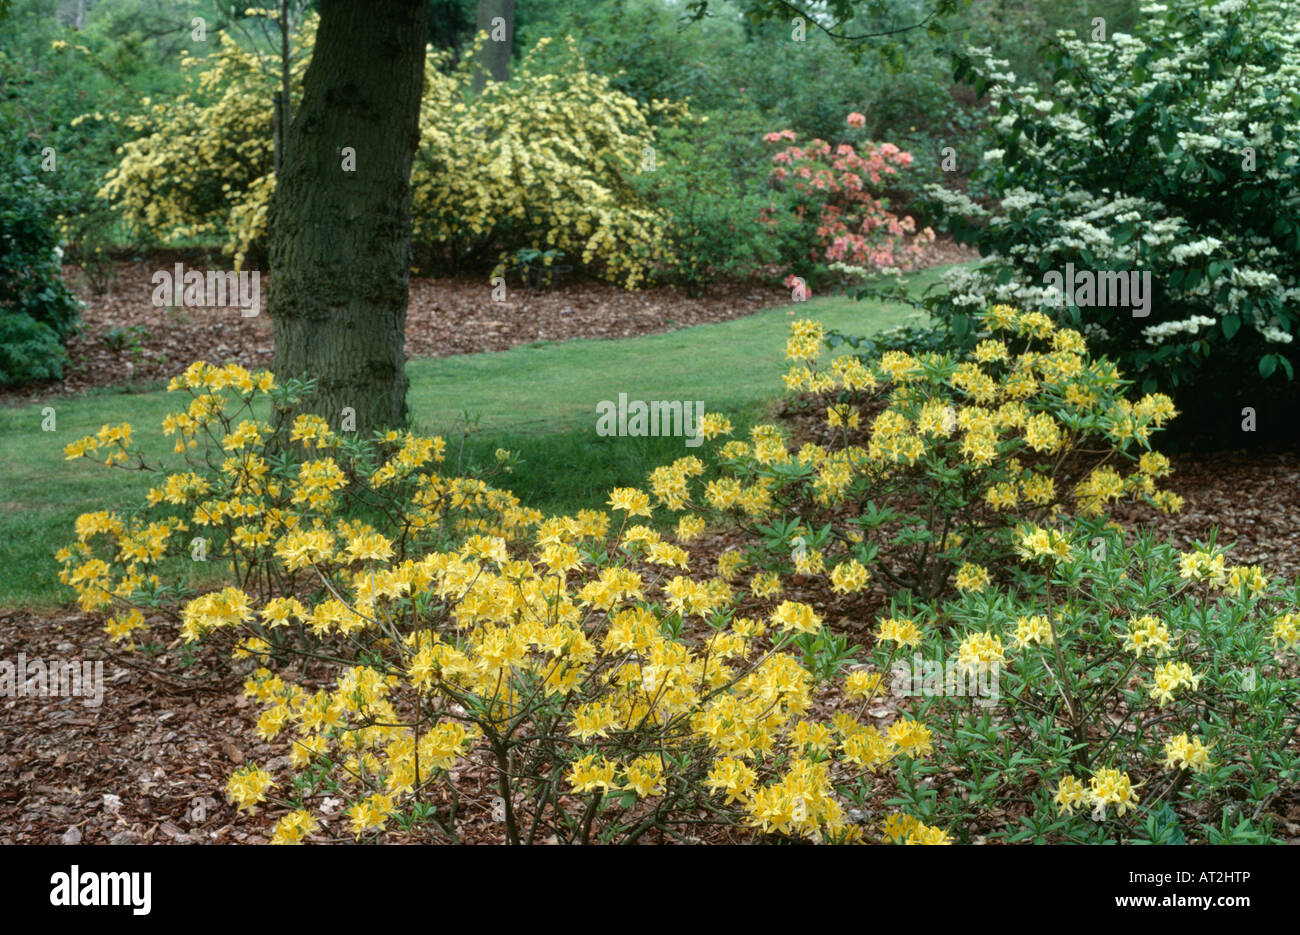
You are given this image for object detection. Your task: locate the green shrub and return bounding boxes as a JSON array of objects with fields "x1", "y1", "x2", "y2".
[
  {"x1": 876, "y1": 522, "x2": 1300, "y2": 844},
  {"x1": 632, "y1": 110, "x2": 782, "y2": 294},
  {"x1": 0, "y1": 144, "x2": 81, "y2": 385}
]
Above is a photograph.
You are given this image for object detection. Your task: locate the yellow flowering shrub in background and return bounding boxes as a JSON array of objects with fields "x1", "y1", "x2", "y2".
[
  {"x1": 411, "y1": 36, "x2": 676, "y2": 288},
  {"x1": 88, "y1": 23, "x2": 670, "y2": 285},
  {"x1": 57, "y1": 362, "x2": 944, "y2": 845},
  {"x1": 94, "y1": 21, "x2": 316, "y2": 269},
  {"x1": 650, "y1": 305, "x2": 1182, "y2": 602}
]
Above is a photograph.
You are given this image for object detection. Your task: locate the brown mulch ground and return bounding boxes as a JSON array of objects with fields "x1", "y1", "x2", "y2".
[{"x1": 0, "y1": 270, "x2": 780, "y2": 407}]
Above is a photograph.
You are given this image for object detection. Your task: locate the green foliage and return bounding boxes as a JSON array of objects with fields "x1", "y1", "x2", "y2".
[
  {"x1": 923, "y1": 0, "x2": 1300, "y2": 404},
  {"x1": 0, "y1": 142, "x2": 81, "y2": 385},
  {"x1": 632, "y1": 111, "x2": 784, "y2": 294},
  {"x1": 0, "y1": 311, "x2": 68, "y2": 385},
  {"x1": 2, "y1": 0, "x2": 196, "y2": 256},
  {"x1": 883, "y1": 524, "x2": 1300, "y2": 844}
]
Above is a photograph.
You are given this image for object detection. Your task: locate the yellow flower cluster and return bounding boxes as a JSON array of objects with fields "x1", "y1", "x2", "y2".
[
  {"x1": 1273, "y1": 612, "x2": 1300, "y2": 650},
  {"x1": 1163, "y1": 733, "x2": 1212, "y2": 773},
  {"x1": 881, "y1": 812, "x2": 952, "y2": 845},
  {"x1": 1150, "y1": 661, "x2": 1201, "y2": 706},
  {"x1": 1120, "y1": 614, "x2": 1174, "y2": 658},
  {"x1": 953, "y1": 562, "x2": 990, "y2": 592},
  {"x1": 1178, "y1": 548, "x2": 1227, "y2": 586},
  {"x1": 93, "y1": 28, "x2": 312, "y2": 268},
  {"x1": 1010, "y1": 613, "x2": 1053, "y2": 649},
  {"x1": 1015, "y1": 523, "x2": 1075, "y2": 565},
  {"x1": 878, "y1": 617, "x2": 924, "y2": 648},
  {"x1": 1055, "y1": 768, "x2": 1141, "y2": 820},
  {"x1": 955, "y1": 631, "x2": 1006, "y2": 675},
  {"x1": 226, "y1": 765, "x2": 276, "y2": 814}
]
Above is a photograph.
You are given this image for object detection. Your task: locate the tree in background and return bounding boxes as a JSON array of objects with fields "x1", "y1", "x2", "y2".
[{"x1": 267, "y1": 0, "x2": 429, "y2": 433}]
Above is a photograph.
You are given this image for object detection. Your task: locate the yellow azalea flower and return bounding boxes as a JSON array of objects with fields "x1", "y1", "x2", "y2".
[
  {"x1": 770, "y1": 600, "x2": 821, "y2": 635},
  {"x1": 1054, "y1": 775, "x2": 1088, "y2": 815},
  {"x1": 269, "y1": 809, "x2": 319, "y2": 845},
  {"x1": 877, "y1": 617, "x2": 923, "y2": 648},
  {"x1": 226, "y1": 765, "x2": 275, "y2": 813},
  {"x1": 1087, "y1": 768, "x2": 1141, "y2": 820},
  {"x1": 1150, "y1": 661, "x2": 1201, "y2": 706},
  {"x1": 829, "y1": 558, "x2": 870, "y2": 594},
  {"x1": 1163, "y1": 733, "x2": 1212, "y2": 773},
  {"x1": 953, "y1": 562, "x2": 990, "y2": 592},
  {"x1": 607, "y1": 486, "x2": 652, "y2": 517},
  {"x1": 955, "y1": 631, "x2": 1004, "y2": 675},
  {"x1": 1271, "y1": 612, "x2": 1300, "y2": 650},
  {"x1": 1010, "y1": 614, "x2": 1052, "y2": 649},
  {"x1": 1119, "y1": 614, "x2": 1174, "y2": 658}
]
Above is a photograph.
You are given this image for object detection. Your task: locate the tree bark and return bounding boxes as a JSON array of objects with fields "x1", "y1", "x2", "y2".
[
  {"x1": 268, "y1": 0, "x2": 428, "y2": 434},
  {"x1": 470, "y1": 0, "x2": 514, "y2": 94}
]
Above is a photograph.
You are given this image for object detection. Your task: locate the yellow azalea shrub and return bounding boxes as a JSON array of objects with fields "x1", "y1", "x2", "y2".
[
  {"x1": 644, "y1": 306, "x2": 1182, "y2": 601},
  {"x1": 870, "y1": 521, "x2": 1300, "y2": 843},
  {"x1": 57, "y1": 361, "x2": 946, "y2": 845},
  {"x1": 86, "y1": 22, "x2": 671, "y2": 285}
]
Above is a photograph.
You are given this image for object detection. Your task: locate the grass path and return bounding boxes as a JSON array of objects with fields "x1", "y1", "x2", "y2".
[{"x1": 0, "y1": 267, "x2": 949, "y2": 609}]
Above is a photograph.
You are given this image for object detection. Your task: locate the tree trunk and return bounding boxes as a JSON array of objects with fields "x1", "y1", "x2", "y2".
[
  {"x1": 470, "y1": 0, "x2": 514, "y2": 94},
  {"x1": 268, "y1": 0, "x2": 428, "y2": 434}
]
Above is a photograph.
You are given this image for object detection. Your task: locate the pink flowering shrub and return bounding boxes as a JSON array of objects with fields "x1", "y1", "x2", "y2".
[{"x1": 762, "y1": 114, "x2": 935, "y2": 287}]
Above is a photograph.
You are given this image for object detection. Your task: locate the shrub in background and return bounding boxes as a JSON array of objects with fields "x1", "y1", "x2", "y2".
[
  {"x1": 89, "y1": 22, "x2": 315, "y2": 270},
  {"x1": 0, "y1": 142, "x2": 81, "y2": 385},
  {"x1": 922, "y1": 0, "x2": 1300, "y2": 410},
  {"x1": 631, "y1": 109, "x2": 784, "y2": 294},
  {"x1": 412, "y1": 36, "x2": 671, "y2": 289},
  {"x1": 761, "y1": 114, "x2": 935, "y2": 290}
]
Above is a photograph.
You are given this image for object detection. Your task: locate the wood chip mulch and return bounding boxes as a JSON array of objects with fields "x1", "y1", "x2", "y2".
[{"x1": 1, "y1": 264, "x2": 795, "y2": 408}]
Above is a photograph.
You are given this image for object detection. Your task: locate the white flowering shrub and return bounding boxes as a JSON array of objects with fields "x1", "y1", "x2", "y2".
[{"x1": 923, "y1": 0, "x2": 1300, "y2": 401}]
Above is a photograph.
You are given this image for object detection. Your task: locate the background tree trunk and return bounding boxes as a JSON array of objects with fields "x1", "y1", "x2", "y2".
[
  {"x1": 268, "y1": 0, "x2": 429, "y2": 434},
  {"x1": 470, "y1": 0, "x2": 514, "y2": 94}
]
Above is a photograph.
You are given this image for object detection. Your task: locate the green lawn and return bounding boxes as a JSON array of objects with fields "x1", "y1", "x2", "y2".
[{"x1": 0, "y1": 267, "x2": 950, "y2": 610}]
